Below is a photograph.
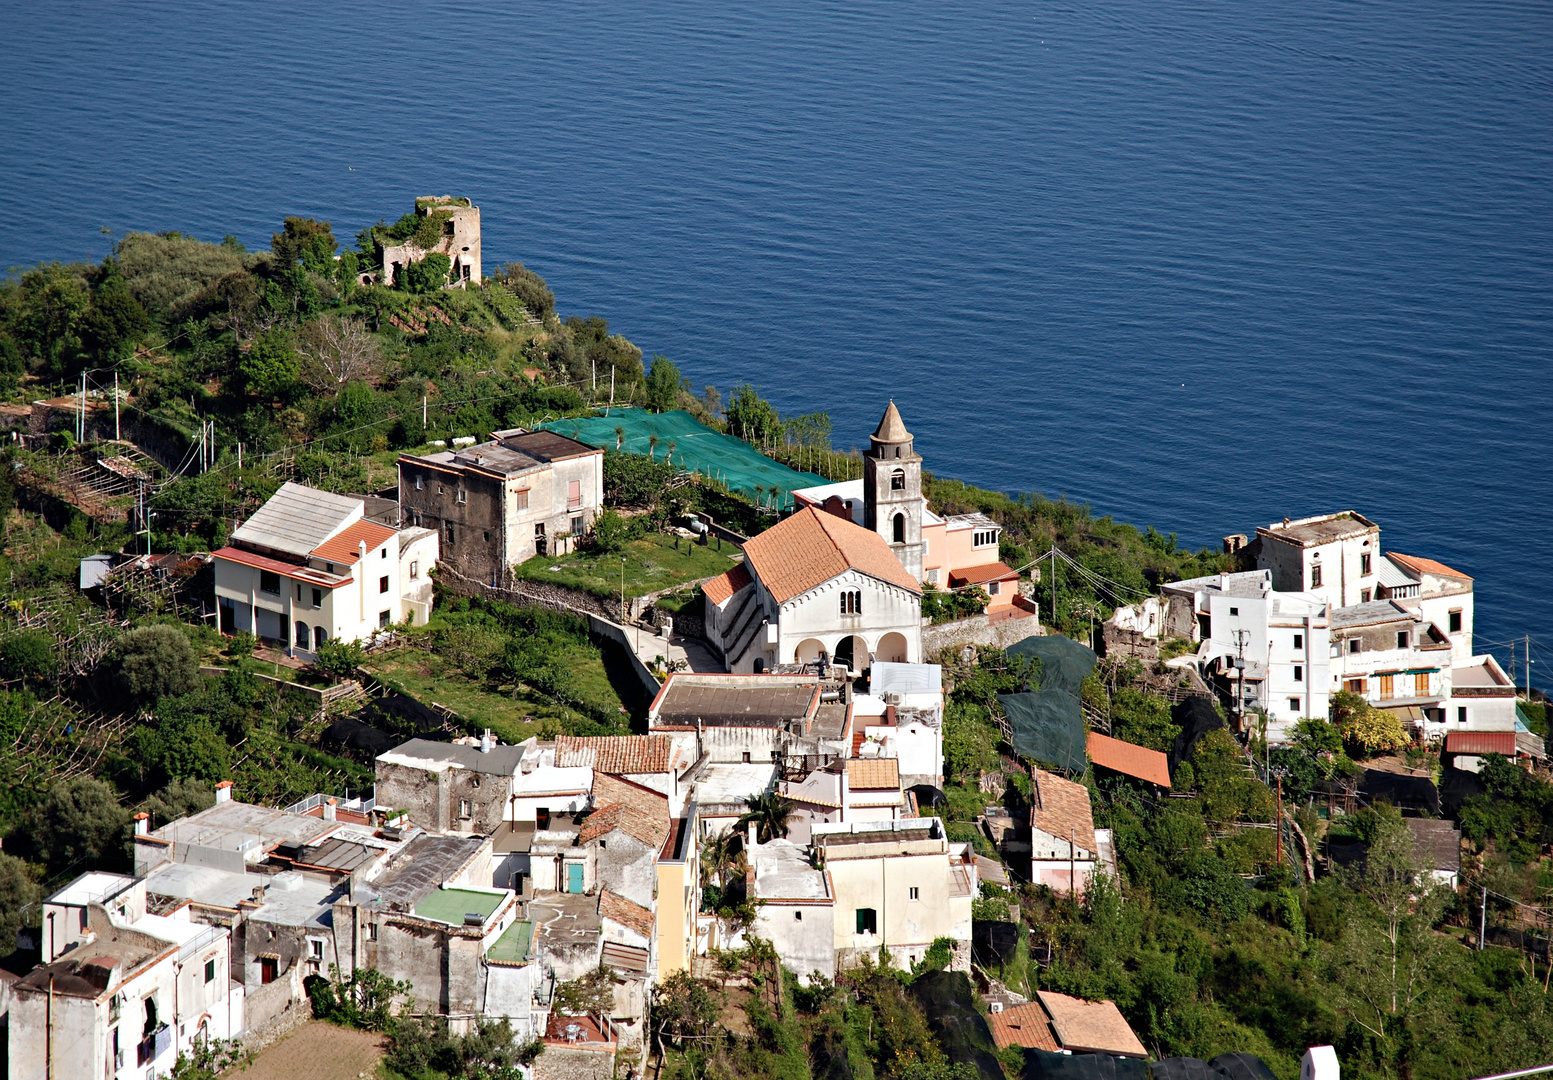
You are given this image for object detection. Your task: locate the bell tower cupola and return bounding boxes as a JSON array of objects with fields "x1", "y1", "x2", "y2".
[{"x1": 863, "y1": 401, "x2": 924, "y2": 579}]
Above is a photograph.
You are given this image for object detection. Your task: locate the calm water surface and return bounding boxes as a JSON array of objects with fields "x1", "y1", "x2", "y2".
[{"x1": 3, "y1": 0, "x2": 1550, "y2": 680}]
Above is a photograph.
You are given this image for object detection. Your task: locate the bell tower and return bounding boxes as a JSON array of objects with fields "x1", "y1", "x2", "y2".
[{"x1": 863, "y1": 401, "x2": 924, "y2": 580}]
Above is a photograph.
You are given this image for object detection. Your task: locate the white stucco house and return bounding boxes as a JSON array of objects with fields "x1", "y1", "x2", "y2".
[
  {"x1": 1256, "y1": 512, "x2": 1383, "y2": 610},
  {"x1": 213, "y1": 482, "x2": 438, "y2": 656},
  {"x1": 703, "y1": 504, "x2": 923, "y2": 674}
]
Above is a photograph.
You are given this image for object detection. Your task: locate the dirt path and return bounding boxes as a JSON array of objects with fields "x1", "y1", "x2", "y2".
[{"x1": 228, "y1": 1021, "x2": 385, "y2": 1080}]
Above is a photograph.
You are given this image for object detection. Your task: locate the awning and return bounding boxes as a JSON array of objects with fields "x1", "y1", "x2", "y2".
[
  {"x1": 1382, "y1": 705, "x2": 1426, "y2": 723},
  {"x1": 601, "y1": 941, "x2": 649, "y2": 974}
]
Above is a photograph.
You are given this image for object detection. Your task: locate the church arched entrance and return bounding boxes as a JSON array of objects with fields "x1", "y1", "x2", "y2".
[
  {"x1": 834, "y1": 634, "x2": 868, "y2": 673},
  {"x1": 877, "y1": 632, "x2": 909, "y2": 664}
]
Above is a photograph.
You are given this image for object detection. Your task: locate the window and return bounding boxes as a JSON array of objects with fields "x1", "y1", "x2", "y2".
[
  {"x1": 314, "y1": 626, "x2": 327, "y2": 646},
  {"x1": 1293, "y1": 633, "x2": 1303, "y2": 649},
  {"x1": 294, "y1": 622, "x2": 309, "y2": 650},
  {"x1": 456, "y1": 487, "x2": 466, "y2": 505},
  {"x1": 890, "y1": 469, "x2": 905, "y2": 491},
  {"x1": 1289, "y1": 697, "x2": 1301, "y2": 712},
  {"x1": 1396, "y1": 631, "x2": 1409, "y2": 649},
  {"x1": 794, "y1": 911, "x2": 803, "y2": 921},
  {"x1": 1415, "y1": 672, "x2": 1430, "y2": 695},
  {"x1": 1294, "y1": 665, "x2": 1303, "y2": 682},
  {"x1": 972, "y1": 530, "x2": 996, "y2": 548},
  {"x1": 445, "y1": 521, "x2": 456, "y2": 546},
  {"x1": 438, "y1": 483, "x2": 445, "y2": 495},
  {"x1": 260, "y1": 957, "x2": 278, "y2": 985},
  {"x1": 1229, "y1": 607, "x2": 1239, "y2": 616},
  {"x1": 459, "y1": 799, "x2": 472, "y2": 818},
  {"x1": 80, "y1": 908, "x2": 89, "y2": 931},
  {"x1": 1361, "y1": 589, "x2": 1372, "y2": 603},
  {"x1": 1449, "y1": 610, "x2": 1463, "y2": 633},
  {"x1": 368, "y1": 923, "x2": 378, "y2": 941},
  {"x1": 909, "y1": 887, "x2": 920, "y2": 901},
  {"x1": 379, "y1": 610, "x2": 391, "y2": 628},
  {"x1": 379, "y1": 575, "x2": 390, "y2": 594},
  {"x1": 309, "y1": 939, "x2": 324, "y2": 960},
  {"x1": 325, "y1": 563, "x2": 335, "y2": 575},
  {"x1": 988, "y1": 580, "x2": 1000, "y2": 596},
  {"x1": 259, "y1": 570, "x2": 280, "y2": 594},
  {"x1": 571, "y1": 516, "x2": 584, "y2": 536},
  {"x1": 1361, "y1": 553, "x2": 1372, "y2": 575},
  {"x1": 840, "y1": 590, "x2": 862, "y2": 615},
  {"x1": 1378, "y1": 673, "x2": 1395, "y2": 699},
  {"x1": 1311, "y1": 565, "x2": 1322, "y2": 588},
  {"x1": 892, "y1": 513, "x2": 905, "y2": 544},
  {"x1": 296, "y1": 582, "x2": 304, "y2": 602},
  {"x1": 1348, "y1": 639, "x2": 1361, "y2": 654},
  {"x1": 312, "y1": 588, "x2": 322, "y2": 607},
  {"x1": 1346, "y1": 678, "x2": 1366, "y2": 694},
  {"x1": 926, "y1": 568, "x2": 940, "y2": 585},
  {"x1": 204, "y1": 958, "x2": 216, "y2": 983},
  {"x1": 381, "y1": 547, "x2": 388, "y2": 559},
  {"x1": 483, "y1": 530, "x2": 490, "y2": 542},
  {"x1": 409, "y1": 561, "x2": 418, "y2": 579},
  {"x1": 1458, "y1": 707, "x2": 1468, "y2": 723},
  {"x1": 568, "y1": 479, "x2": 582, "y2": 509},
  {"x1": 415, "y1": 475, "x2": 424, "y2": 490},
  {"x1": 742, "y1": 751, "x2": 752, "y2": 764},
  {"x1": 514, "y1": 489, "x2": 529, "y2": 511},
  {"x1": 855, "y1": 908, "x2": 878, "y2": 935}
]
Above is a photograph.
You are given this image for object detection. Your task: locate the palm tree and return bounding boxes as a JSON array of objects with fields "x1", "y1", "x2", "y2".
[
  {"x1": 699, "y1": 828, "x2": 740, "y2": 892},
  {"x1": 648, "y1": 434, "x2": 659, "y2": 460},
  {"x1": 614, "y1": 425, "x2": 625, "y2": 451},
  {"x1": 736, "y1": 791, "x2": 794, "y2": 845},
  {"x1": 666, "y1": 439, "x2": 677, "y2": 465}
]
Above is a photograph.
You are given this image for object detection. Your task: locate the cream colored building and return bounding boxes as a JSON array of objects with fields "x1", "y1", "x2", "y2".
[
  {"x1": 213, "y1": 482, "x2": 438, "y2": 655},
  {"x1": 811, "y1": 818, "x2": 975, "y2": 971},
  {"x1": 375, "y1": 196, "x2": 482, "y2": 287}
]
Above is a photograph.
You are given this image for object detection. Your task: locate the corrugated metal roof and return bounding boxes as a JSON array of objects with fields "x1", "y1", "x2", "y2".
[
  {"x1": 233, "y1": 482, "x2": 363, "y2": 559},
  {"x1": 1444, "y1": 731, "x2": 1517, "y2": 756},
  {"x1": 601, "y1": 940, "x2": 649, "y2": 974}
]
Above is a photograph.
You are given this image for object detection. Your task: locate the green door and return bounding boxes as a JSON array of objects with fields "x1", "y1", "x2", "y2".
[{"x1": 567, "y1": 862, "x2": 584, "y2": 894}]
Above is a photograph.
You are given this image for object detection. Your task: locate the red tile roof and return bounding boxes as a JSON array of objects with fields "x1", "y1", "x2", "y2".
[
  {"x1": 311, "y1": 519, "x2": 399, "y2": 565},
  {"x1": 703, "y1": 562, "x2": 752, "y2": 607},
  {"x1": 579, "y1": 805, "x2": 623, "y2": 844},
  {"x1": 599, "y1": 890, "x2": 655, "y2": 937},
  {"x1": 211, "y1": 547, "x2": 347, "y2": 588},
  {"x1": 591, "y1": 774, "x2": 670, "y2": 850},
  {"x1": 742, "y1": 506, "x2": 920, "y2": 604},
  {"x1": 846, "y1": 758, "x2": 900, "y2": 791},
  {"x1": 1036, "y1": 991, "x2": 1147, "y2": 1057},
  {"x1": 988, "y1": 1001, "x2": 1060, "y2": 1052},
  {"x1": 1444, "y1": 731, "x2": 1517, "y2": 756},
  {"x1": 948, "y1": 562, "x2": 1019, "y2": 587},
  {"x1": 555, "y1": 735, "x2": 672, "y2": 774},
  {"x1": 1388, "y1": 552, "x2": 1473, "y2": 581},
  {"x1": 1031, "y1": 770, "x2": 1096, "y2": 854},
  {"x1": 1087, "y1": 732, "x2": 1172, "y2": 787}
]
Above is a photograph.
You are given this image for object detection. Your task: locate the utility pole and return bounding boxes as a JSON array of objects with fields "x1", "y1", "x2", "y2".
[
  {"x1": 608, "y1": 367, "x2": 615, "y2": 416},
  {"x1": 422, "y1": 394, "x2": 428, "y2": 430},
  {"x1": 1069, "y1": 826, "x2": 1076, "y2": 900},
  {"x1": 1480, "y1": 884, "x2": 1488, "y2": 950},
  {"x1": 114, "y1": 370, "x2": 120, "y2": 441},
  {"x1": 78, "y1": 371, "x2": 86, "y2": 442},
  {"x1": 1272, "y1": 767, "x2": 1288, "y2": 865},
  {"x1": 1528, "y1": 635, "x2": 1535, "y2": 699}
]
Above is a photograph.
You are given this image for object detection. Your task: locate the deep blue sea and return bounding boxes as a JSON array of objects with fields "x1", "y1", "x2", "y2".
[{"x1": 3, "y1": 0, "x2": 1550, "y2": 684}]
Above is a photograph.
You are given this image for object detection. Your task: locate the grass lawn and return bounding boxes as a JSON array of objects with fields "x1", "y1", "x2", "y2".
[
  {"x1": 365, "y1": 643, "x2": 632, "y2": 744},
  {"x1": 514, "y1": 532, "x2": 736, "y2": 600}
]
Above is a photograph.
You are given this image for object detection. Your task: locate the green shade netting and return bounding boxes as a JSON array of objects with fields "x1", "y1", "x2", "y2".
[
  {"x1": 539, "y1": 408, "x2": 827, "y2": 510},
  {"x1": 1005, "y1": 633, "x2": 1098, "y2": 697},
  {"x1": 998, "y1": 688, "x2": 1088, "y2": 774}
]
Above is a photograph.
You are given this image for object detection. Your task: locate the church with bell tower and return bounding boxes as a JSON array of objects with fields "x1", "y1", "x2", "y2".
[{"x1": 864, "y1": 401, "x2": 925, "y2": 580}]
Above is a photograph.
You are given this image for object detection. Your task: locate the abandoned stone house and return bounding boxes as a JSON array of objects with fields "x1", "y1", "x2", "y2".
[
  {"x1": 375, "y1": 734, "x2": 525, "y2": 836},
  {"x1": 398, "y1": 428, "x2": 604, "y2": 587},
  {"x1": 372, "y1": 196, "x2": 483, "y2": 288}
]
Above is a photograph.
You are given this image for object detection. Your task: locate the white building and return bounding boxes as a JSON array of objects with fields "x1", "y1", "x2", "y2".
[
  {"x1": 812, "y1": 818, "x2": 976, "y2": 971},
  {"x1": 1376, "y1": 552, "x2": 1475, "y2": 661},
  {"x1": 854, "y1": 661, "x2": 945, "y2": 788},
  {"x1": 213, "y1": 482, "x2": 438, "y2": 656},
  {"x1": 703, "y1": 505, "x2": 923, "y2": 674},
  {"x1": 1159, "y1": 570, "x2": 1330, "y2": 740},
  {"x1": 10, "y1": 873, "x2": 239, "y2": 1080},
  {"x1": 1256, "y1": 512, "x2": 1382, "y2": 609}
]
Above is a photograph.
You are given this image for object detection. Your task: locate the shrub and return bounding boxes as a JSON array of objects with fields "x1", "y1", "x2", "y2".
[
  {"x1": 0, "y1": 631, "x2": 56, "y2": 681},
  {"x1": 405, "y1": 253, "x2": 451, "y2": 294},
  {"x1": 589, "y1": 509, "x2": 638, "y2": 553},
  {"x1": 307, "y1": 965, "x2": 411, "y2": 1031},
  {"x1": 313, "y1": 638, "x2": 365, "y2": 678},
  {"x1": 30, "y1": 775, "x2": 129, "y2": 870},
  {"x1": 114, "y1": 624, "x2": 200, "y2": 704}
]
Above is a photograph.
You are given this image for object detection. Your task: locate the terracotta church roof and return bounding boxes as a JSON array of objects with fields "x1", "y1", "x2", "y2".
[
  {"x1": 703, "y1": 562, "x2": 752, "y2": 607},
  {"x1": 742, "y1": 506, "x2": 921, "y2": 604},
  {"x1": 1387, "y1": 552, "x2": 1473, "y2": 581}
]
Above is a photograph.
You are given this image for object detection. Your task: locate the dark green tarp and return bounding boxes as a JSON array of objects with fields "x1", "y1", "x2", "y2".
[
  {"x1": 1006, "y1": 634, "x2": 1099, "y2": 697},
  {"x1": 1208, "y1": 1053, "x2": 1279, "y2": 1080},
  {"x1": 999, "y1": 688, "x2": 1089, "y2": 774},
  {"x1": 909, "y1": 971, "x2": 1005, "y2": 1080},
  {"x1": 1020, "y1": 1049, "x2": 1150, "y2": 1080}
]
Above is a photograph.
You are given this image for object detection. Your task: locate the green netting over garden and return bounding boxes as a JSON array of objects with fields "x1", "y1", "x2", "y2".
[
  {"x1": 998, "y1": 689, "x2": 1089, "y2": 774},
  {"x1": 539, "y1": 408, "x2": 828, "y2": 510},
  {"x1": 1005, "y1": 634, "x2": 1098, "y2": 696}
]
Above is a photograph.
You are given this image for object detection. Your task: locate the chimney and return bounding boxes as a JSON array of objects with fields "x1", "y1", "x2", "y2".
[
  {"x1": 214, "y1": 781, "x2": 233, "y2": 804},
  {"x1": 324, "y1": 798, "x2": 337, "y2": 822},
  {"x1": 481, "y1": 728, "x2": 495, "y2": 754},
  {"x1": 133, "y1": 812, "x2": 149, "y2": 836}
]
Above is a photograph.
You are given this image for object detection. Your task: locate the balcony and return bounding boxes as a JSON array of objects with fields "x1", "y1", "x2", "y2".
[{"x1": 137, "y1": 1023, "x2": 171, "y2": 1067}]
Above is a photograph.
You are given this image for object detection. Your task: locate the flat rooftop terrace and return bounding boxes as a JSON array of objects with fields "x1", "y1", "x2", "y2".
[{"x1": 414, "y1": 887, "x2": 507, "y2": 926}]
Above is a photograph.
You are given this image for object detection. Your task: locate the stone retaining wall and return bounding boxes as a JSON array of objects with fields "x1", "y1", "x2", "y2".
[{"x1": 922, "y1": 614, "x2": 1044, "y2": 657}]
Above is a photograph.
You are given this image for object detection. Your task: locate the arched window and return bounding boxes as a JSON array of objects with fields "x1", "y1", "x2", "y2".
[
  {"x1": 753, "y1": 658, "x2": 765, "y2": 674},
  {"x1": 893, "y1": 513, "x2": 906, "y2": 544},
  {"x1": 890, "y1": 468, "x2": 905, "y2": 491},
  {"x1": 314, "y1": 626, "x2": 328, "y2": 647},
  {"x1": 294, "y1": 622, "x2": 310, "y2": 650}
]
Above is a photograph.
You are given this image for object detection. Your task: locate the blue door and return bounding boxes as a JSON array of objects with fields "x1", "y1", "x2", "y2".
[{"x1": 567, "y1": 862, "x2": 584, "y2": 894}]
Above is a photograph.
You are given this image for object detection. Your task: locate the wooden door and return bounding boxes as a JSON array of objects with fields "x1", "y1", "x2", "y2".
[
  {"x1": 1379, "y1": 674, "x2": 1395, "y2": 699},
  {"x1": 1415, "y1": 672, "x2": 1430, "y2": 696}
]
